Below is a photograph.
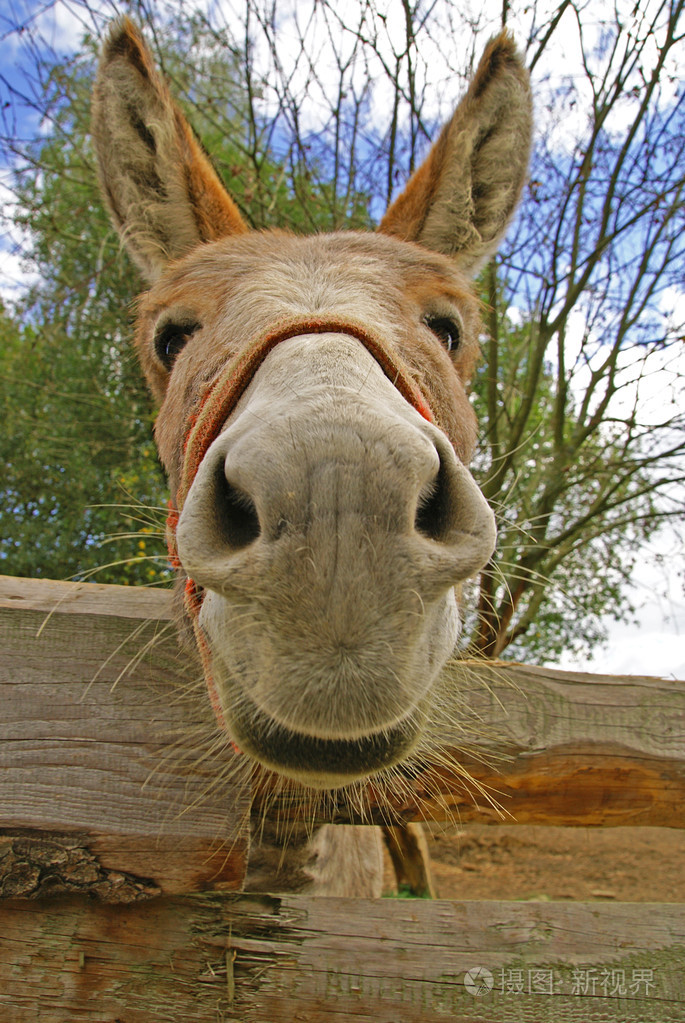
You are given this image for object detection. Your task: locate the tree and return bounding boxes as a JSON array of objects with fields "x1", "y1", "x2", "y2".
[
  {"x1": 1, "y1": 0, "x2": 683, "y2": 661},
  {"x1": 468, "y1": 0, "x2": 685, "y2": 660},
  {"x1": 1, "y1": 30, "x2": 170, "y2": 584}
]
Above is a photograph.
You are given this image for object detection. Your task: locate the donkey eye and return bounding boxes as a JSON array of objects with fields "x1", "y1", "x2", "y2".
[
  {"x1": 424, "y1": 314, "x2": 461, "y2": 353},
  {"x1": 154, "y1": 320, "x2": 201, "y2": 370}
]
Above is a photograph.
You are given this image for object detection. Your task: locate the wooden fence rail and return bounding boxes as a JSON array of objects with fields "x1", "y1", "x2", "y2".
[
  {"x1": 3, "y1": 894, "x2": 684, "y2": 1022},
  {"x1": 1, "y1": 575, "x2": 684, "y2": 1021}
]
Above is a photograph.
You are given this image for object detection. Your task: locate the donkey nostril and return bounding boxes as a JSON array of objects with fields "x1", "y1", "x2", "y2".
[
  {"x1": 215, "y1": 467, "x2": 261, "y2": 551},
  {"x1": 415, "y1": 456, "x2": 450, "y2": 542}
]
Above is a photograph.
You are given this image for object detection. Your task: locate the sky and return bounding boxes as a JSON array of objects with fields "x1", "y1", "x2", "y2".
[
  {"x1": 0, "y1": 0, "x2": 683, "y2": 679},
  {"x1": 557, "y1": 530, "x2": 685, "y2": 679}
]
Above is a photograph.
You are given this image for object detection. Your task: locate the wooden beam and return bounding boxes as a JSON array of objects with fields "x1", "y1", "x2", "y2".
[
  {"x1": 1, "y1": 572, "x2": 684, "y2": 897},
  {"x1": 381, "y1": 658, "x2": 685, "y2": 828},
  {"x1": 0, "y1": 575, "x2": 248, "y2": 897},
  {"x1": 1, "y1": 893, "x2": 683, "y2": 1022}
]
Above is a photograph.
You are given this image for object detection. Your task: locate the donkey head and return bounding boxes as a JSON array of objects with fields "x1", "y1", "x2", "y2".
[{"x1": 92, "y1": 19, "x2": 532, "y2": 789}]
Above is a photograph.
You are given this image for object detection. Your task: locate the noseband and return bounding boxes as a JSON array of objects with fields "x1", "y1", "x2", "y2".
[{"x1": 165, "y1": 317, "x2": 434, "y2": 735}]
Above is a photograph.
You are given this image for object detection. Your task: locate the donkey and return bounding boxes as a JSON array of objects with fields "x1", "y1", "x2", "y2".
[{"x1": 92, "y1": 18, "x2": 532, "y2": 896}]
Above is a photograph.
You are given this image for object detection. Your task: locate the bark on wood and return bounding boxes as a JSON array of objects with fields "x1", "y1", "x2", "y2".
[
  {"x1": 0, "y1": 893, "x2": 683, "y2": 1022},
  {"x1": 0, "y1": 831, "x2": 160, "y2": 902}
]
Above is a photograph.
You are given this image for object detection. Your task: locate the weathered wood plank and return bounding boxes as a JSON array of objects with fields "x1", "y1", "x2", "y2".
[
  {"x1": 0, "y1": 575, "x2": 248, "y2": 896},
  {"x1": 393, "y1": 656, "x2": 685, "y2": 827},
  {"x1": 0, "y1": 572, "x2": 173, "y2": 618},
  {"x1": 2, "y1": 573, "x2": 685, "y2": 871},
  {"x1": 0, "y1": 893, "x2": 683, "y2": 1022}
]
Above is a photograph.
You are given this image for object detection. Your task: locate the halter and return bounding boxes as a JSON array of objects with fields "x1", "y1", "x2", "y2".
[{"x1": 165, "y1": 316, "x2": 434, "y2": 735}]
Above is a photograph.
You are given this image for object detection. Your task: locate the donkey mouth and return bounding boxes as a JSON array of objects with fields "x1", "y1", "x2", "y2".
[{"x1": 226, "y1": 689, "x2": 425, "y2": 787}]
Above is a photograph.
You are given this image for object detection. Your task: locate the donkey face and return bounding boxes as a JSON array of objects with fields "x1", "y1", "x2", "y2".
[{"x1": 93, "y1": 19, "x2": 532, "y2": 788}]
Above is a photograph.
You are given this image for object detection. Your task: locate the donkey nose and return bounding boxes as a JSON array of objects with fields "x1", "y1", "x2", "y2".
[
  {"x1": 211, "y1": 470, "x2": 261, "y2": 552},
  {"x1": 176, "y1": 404, "x2": 495, "y2": 599},
  {"x1": 412, "y1": 428, "x2": 477, "y2": 543},
  {"x1": 410, "y1": 424, "x2": 497, "y2": 587}
]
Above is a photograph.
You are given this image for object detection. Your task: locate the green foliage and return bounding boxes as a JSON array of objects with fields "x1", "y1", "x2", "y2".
[
  {"x1": 383, "y1": 884, "x2": 434, "y2": 900},
  {"x1": 0, "y1": 285, "x2": 170, "y2": 584},
  {"x1": 0, "y1": 42, "x2": 170, "y2": 584}
]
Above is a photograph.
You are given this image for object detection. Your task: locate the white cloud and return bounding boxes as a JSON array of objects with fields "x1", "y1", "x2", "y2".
[
  {"x1": 538, "y1": 299, "x2": 684, "y2": 678},
  {"x1": 558, "y1": 528, "x2": 685, "y2": 679},
  {"x1": 567, "y1": 628, "x2": 685, "y2": 680},
  {"x1": 31, "y1": 0, "x2": 109, "y2": 51},
  {"x1": 0, "y1": 174, "x2": 40, "y2": 302}
]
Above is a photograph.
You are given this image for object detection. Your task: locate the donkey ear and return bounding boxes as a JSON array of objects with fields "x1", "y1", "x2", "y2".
[
  {"x1": 379, "y1": 33, "x2": 532, "y2": 276},
  {"x1": 92, "y1": 18, "x2": 247, "y2": 282}
]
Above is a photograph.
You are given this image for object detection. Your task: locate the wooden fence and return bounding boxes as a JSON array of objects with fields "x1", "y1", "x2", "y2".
[{"x1": 1, "y1": 574, "x2": 684, "y2": 1022}]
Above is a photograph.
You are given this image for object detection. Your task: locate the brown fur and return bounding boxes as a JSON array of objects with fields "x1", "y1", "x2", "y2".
[
  {"x1": 130, "y1": 231, "x2": 483, "y2": 492},
  {"x1": 379, "y1": 33, "x2": 532, "y2": 273},
  {"x1": 92, "y1": 19, "x2": 246, "y2": 281}
]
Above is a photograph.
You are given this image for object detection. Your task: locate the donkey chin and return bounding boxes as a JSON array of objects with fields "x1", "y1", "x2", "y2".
[{"x1": 195, "y1": 582, "x2": 464, "y2": 788}]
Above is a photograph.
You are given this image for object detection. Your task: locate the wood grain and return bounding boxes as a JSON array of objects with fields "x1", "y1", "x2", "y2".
[
  {"x1": 2, "y1": 576, "x2": 684, "y2": 1021},
  {"x1": 1, "y1": 573, "x2": 684, "y2": 901},
  {"x1": 0, "y1": 893, "x2": 683, "y2": 1022},
  {"x1": 388, "y1": 657, "x2": 685, "y2": 827},
  {"x1": 0, "y1": 575, "x2": 248, "y2": 896}
]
